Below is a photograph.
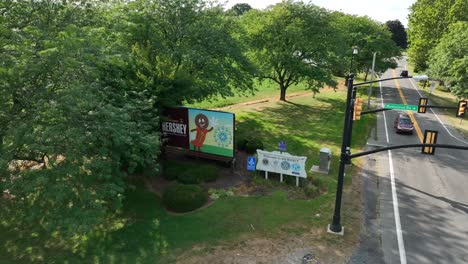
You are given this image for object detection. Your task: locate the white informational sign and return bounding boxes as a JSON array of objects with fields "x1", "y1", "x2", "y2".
[{"x1": 256, "y1": 150, "x2": 307, "y2": 178}]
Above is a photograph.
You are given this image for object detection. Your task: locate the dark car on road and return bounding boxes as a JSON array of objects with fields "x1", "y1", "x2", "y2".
[{"x1": 394, "y1": 113, "x2": 414, "y2": 134}]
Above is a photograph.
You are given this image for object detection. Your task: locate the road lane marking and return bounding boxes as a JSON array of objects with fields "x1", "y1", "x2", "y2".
[
  {"x1": 407, "y1": 77, "x2": 468, "y2": 145},
  {"x1": 380, "y1": 80, "x2": 407, "y2": 264},
  {"x1": 388, "y1": 150, "x2": 407, "y2": 264},
  {"x1": 392, "y1": 70, "x2": 424, "y2": 143},
  {"x1": 380, "y1": 82, "x2": 390, "y2": 143}
]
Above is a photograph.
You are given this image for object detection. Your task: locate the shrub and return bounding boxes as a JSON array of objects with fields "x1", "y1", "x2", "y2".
[
  {"x1": 162, "y1": 183, "x2": 208, "y2": 213},
  {"x1": 196, "y1": 164, "x2": 219, "y2": 182},
  {"x1": 162, "y1": 160, "x2": 220, "y2": 183},
  {"x1": 304, "y1": 184, "x2": 319, "y2": 198},
  {"x1": 236, "y1": 137, "x2": 249, "y2": 151},
  {"x1": 162, "y1": 161, "x2": 183, "y2": 181},
  {"x1": 245, "y1": 138, "x2": 264, "y2": 154},
  {"x1": 208, "y1": 188, "x2": 235, "y2": 200},
  {"x1": 177, "y1": 164, "x2": 219, "y2": 183},
  {"x1": 177, "y1": 172, "x2": 200, "y2": 184},
  {"x1": 309, "y1": 175, "x2": 326, "y2": 190}
]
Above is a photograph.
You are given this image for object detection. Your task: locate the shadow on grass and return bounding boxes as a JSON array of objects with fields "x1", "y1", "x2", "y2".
[
  {"x1": 0, "y1": 184, "x2": 169, "y2": 264},
  {"x1": 83, "y1": 185, "x2": 169, "y2": 264}
]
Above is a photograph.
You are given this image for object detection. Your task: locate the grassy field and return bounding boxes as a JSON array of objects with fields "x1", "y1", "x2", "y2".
[
  {"x1": 0, "y1": 81, "x2": 374, "y2": 263},
  {"x1": 186, "y1": 78, "x2": 342, "y2": 109}
]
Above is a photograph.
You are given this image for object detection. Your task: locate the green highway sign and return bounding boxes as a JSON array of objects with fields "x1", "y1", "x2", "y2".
[{"x1": 384, "y1": 103, "x2": 418, "y2": 111}]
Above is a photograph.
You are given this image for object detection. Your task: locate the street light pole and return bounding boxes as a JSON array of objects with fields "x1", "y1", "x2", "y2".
[
  {"x1": 328, "y1": 74, "x2": 354, "y2": 234},
  {"x1": 349, "y1": 47, "x2": 358, "y2": 75},
  {"x1": 345, "y1": 47, "x2": 359, "y2": 154}
]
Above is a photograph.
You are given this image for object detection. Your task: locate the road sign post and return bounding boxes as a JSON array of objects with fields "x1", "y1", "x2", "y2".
[
  {"x1": 278, "y1": 141, "x2": 286, "y2": 152},
  {"x1": 247, "y1": 156, "x2": 256, "y2": 171}
]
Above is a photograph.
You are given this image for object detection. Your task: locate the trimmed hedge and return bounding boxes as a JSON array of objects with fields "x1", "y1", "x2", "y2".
[{"x1": 162, "y1": 183, "x2": 209, "y2": 213}]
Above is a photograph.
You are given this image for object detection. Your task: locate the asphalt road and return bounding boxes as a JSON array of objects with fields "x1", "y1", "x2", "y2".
[{"x1": 349, "y1": 59, "x2": 468, "y2": 264}]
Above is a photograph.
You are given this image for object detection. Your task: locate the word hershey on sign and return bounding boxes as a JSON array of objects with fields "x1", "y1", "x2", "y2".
[{"x1": 162, "y1": 121, "x2": 187, "y2": 135}]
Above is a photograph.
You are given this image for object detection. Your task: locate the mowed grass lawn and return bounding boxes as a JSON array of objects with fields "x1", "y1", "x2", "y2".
[{"x1": 0, "y1": 84, "x2": 374, "y2": 263}]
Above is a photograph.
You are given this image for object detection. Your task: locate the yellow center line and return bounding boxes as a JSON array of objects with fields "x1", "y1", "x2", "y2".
[{"x1": 392, "y1": 70, "x2": 424, "y2": 143}]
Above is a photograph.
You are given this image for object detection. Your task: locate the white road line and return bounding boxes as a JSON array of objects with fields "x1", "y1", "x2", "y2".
[
  {"x1": 389, "y1": 150, "x2": 407, "y2": 264},
  {"x1": 380, "y1": 80, "x2": 407, "y2": 264},
  {"x1": 380, "y1": 82, "x2": 390, "y2": 143},
  {"x1": 407, "y1": 72, "x2": 468, "y2": 145}
]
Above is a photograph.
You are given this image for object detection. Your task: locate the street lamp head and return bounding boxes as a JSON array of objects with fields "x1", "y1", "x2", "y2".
[
  {"x1": 412, "y1": 75, "x2": 429, "y2": 81},
  {"x1": 352, "y1": 47, "x2": 358, "y2": 55}
]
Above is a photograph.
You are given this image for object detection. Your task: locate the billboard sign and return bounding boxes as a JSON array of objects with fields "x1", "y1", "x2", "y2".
[{"x1": 162, "y1": 107, "x2": 235, "y2": 158}]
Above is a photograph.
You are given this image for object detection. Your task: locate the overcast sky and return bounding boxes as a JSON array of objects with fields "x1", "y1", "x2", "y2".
[{"x1": 224, "y1": 0, "x2": 416, "y2": 27}]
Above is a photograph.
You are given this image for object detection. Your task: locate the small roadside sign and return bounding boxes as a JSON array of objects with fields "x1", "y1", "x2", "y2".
[
  {"x1": 384, "y1": 103, "x2": 418, "y2": 111},
  {"x1": 247, "y1": 156, "x2": 256, "y2": 171},
  {"x1": 279, "y1": 141, "x2": 286, "y2": 152}
]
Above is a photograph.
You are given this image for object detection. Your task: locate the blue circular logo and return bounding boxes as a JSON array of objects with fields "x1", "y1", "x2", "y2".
[{"x1": 291, "y1": 163, "x2": 301, "y2": 171}]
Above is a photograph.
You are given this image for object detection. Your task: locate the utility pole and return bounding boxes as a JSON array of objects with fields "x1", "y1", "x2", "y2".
[{"x1": 367, "y1": 52, "x2": 377, "y2": 108}]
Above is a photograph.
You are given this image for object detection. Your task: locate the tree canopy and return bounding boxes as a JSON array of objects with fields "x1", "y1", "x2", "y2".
[
  {"x1": 228, "y1": 3, "x2": 253, "y2": 16},
  {"x1": 385, "y1": 20, "x2": 407, "y2": 49},
  {"x1": 241, "y1": 1, "x2": 340, "y2": 100},
  {"x1": 331, "y1": 13, "x2": 401, "y2": 79},
  {"x1": 427, "y1": 22, "x2": 468, "y2": 98},
  {"x1": 0, "y1": 0, "x2": 254, "y2": 258},
  {"x1": 0, "y1": 0, "x2": 161, "y2": 255},
  {"x1": 407, "y1": 0, "x2": 468, "y2": 71}
]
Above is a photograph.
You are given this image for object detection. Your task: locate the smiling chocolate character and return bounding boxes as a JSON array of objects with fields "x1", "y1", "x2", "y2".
[{"x1": 190, "y1": 114, "x2": 213, "y2": 151}]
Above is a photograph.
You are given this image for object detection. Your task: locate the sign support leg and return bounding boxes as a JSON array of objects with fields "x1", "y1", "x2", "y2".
[{"x1": 280, "y1": 174, "x2": 283, "y2": 182}]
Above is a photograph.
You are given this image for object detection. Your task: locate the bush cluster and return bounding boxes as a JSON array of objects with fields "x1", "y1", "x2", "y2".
[
  {"x1": 162, "y1": 183, "x2": 209, "y2": 213},
  {"x1": 237, "y1": 136, "x2": 264, "y2": 154},
  {"x1": 162, "y1": 160, "x2": 219, "y2": 184},
  {"x1": 208, "y1": 188, "x2": 235, "y2": 200}
]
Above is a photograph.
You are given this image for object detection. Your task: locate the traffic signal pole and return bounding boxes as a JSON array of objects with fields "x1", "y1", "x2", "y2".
[
  {"x1": 329, "y1": 74, "x2": 354, "y2": 234},
  {"x1": 328, "y1": 73, "x2": 431, "y2": 235}
]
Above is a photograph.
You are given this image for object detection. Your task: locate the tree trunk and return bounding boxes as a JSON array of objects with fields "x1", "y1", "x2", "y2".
[
  {"x1": 364, "y1": 67, "x2": 369, "y2": 81},
  {"x1": 280, "y1": 84, "x2": 287, "y2": 101}
]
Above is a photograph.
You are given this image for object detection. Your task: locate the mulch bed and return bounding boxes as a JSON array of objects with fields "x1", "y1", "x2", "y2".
[{"x1": 147, "y1": 148, "x2": 256, "y2": 198}]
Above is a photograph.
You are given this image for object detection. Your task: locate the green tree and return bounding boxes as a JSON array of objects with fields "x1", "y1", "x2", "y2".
[
  {"x1": 427, "y1": 22, "x2": 468, "y2": 98},
  {"x1": 385, "y1": 20, "x2": 407, "y2": 49},
  {"x1": 408, "y1": 0, "x2": 468, "y2": 71},
  {"x1": 0, "y1": 0, "x2": 161, "y2": 258},
  {"x1": 241, "y1": 1, "x2": 339, "y2": 101},
  {"x1": 118, "y1": 0, "x2": 255, "y2": 107},
  {"x1": 331, "y1": 13, "x2": 401, "y2": 79},
  {"x1": 228, "y1": 3, "x2": 253, "y2": 16}
]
